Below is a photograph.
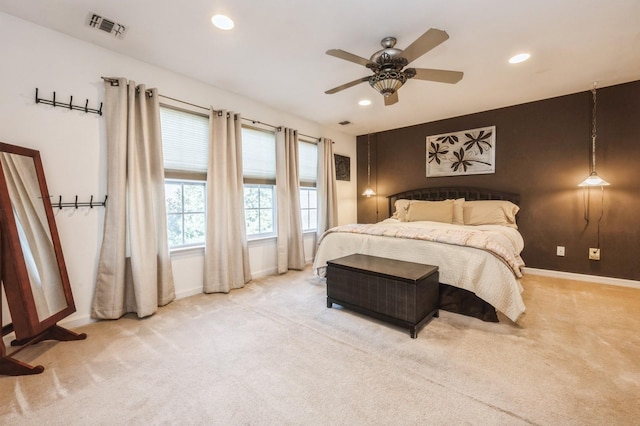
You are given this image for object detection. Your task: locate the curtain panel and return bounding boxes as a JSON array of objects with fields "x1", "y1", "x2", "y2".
[
  {"x1": 317, "y1": 137, "x2": 338, "y2": 237},
  {"x1": 92, "y1": 78, "x2": 175, "y2": 319},
  {"x1": 204, "y1": 109, "x2": 251, "y2": 293},
  {"x1": 275, "y1": 128, "x2": 305, "y2": 273}
]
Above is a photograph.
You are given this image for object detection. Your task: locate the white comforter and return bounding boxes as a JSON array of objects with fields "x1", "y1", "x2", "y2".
[{"x1": 313, "y1": 219, "x2": 526, "y2": 322}]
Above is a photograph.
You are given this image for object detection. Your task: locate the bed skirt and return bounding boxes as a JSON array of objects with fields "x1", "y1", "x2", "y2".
[{"x1": 439, "y1": 283, "x2": 499, "y2": 322}]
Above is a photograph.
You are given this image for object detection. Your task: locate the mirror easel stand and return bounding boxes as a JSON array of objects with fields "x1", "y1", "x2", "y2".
[{"x1": 1, "y1": 249, "x2": 87, "y2": 376}]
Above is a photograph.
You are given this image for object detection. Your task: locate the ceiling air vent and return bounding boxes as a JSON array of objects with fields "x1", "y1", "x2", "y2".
[
  {"x1": 88, "y1": 13, "x2": 126, "y2": 38},
  {"x1": 338, "y1": 120, "x2": 351, "y2": 126}
]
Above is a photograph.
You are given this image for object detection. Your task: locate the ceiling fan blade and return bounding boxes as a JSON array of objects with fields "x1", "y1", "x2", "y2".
[
  {"x1": 401, "y1": 28, "x2": 450, "y2": 64},
  {"x1": 326, "y1": 49, "x2": 375, "y2": 67},
  {"x1": 384, "y1": 91, "x2": 399, "y2": 106},
  {"x1": 413, "y1": 68, "x2": 464, "y2": 84},
  {"x1": 325, "y1": 77, "x2": 370, "y2": 94}
]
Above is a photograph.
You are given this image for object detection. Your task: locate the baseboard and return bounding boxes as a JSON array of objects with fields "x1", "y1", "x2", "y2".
[
  {"x1": 59, "y1": 315, "x2": 96, "y2": 330},
  {"x1": 55, "y1": 267, "x2": 302, "y2": 330},
  {"x1": 175, "y1": 287, "x2": 203, "y2": 300},
  {"x1": 523, "y1": 267, "x2": 640, "y2": 290}
]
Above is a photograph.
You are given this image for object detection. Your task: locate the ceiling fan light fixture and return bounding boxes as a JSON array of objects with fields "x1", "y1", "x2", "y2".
[
  {"x1": 369, "y1": 70, "x2": 408, "y2": 96},
  {"x1": 358, "y1": 99, "x2": 372, "y2": 106}
]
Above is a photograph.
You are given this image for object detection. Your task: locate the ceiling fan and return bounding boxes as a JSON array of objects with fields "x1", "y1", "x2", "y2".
[{"x1": 325, "y1": 28, "x2": 463, "y2": 106}]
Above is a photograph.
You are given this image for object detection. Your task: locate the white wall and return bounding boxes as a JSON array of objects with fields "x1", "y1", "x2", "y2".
[{"x1": 0, "y1": 12, "x2": 357, "y2": 327}]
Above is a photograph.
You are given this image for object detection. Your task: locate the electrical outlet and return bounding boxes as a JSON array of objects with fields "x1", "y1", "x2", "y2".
[
  {"x1": 589, "y1": 248, "x2": 601, "y2": 261},
  {"x1": 556, "y1": 246, "x2": 565, "y2": 256}
]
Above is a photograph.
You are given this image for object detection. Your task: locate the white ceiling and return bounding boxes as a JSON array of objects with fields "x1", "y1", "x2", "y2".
[{"x1": 1, "y1": 0, "x2": 639, "y2": 136}]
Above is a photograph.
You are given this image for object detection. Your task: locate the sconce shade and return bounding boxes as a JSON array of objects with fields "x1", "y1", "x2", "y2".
[
  {"x1": 362, "y1": 187, "x2": 376, "y2": 197},
  {"x1": 578, "y1": 171, "x2": 610, "y2": 187}
]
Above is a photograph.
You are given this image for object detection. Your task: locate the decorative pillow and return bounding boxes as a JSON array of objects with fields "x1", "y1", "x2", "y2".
[
  {"x1": 463, "y1": 200, "x2": 520, "y2": 228},
  {"x1": 406, "y1": 199, "x2": 454, "y2": 223},
  {"x1": 392, "y1": 199, "x2": 411, "y2": 221},
  {"x1": 452, "y1": 198, "x2": 465, "y2": 225}
]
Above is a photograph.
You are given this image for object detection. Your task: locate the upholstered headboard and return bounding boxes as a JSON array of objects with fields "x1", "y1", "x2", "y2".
[{"x1": 387, "y1": 187, "x2": 520, "y2": 217}]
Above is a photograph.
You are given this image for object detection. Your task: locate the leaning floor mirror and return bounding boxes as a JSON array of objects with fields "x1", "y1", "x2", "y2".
[{"x1": 0, "y1": 141, "x2": 86, "y2": 376}]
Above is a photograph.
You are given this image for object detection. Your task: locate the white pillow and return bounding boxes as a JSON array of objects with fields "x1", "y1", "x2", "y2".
[{"x1": 392, "y1": 199, "x2": 411, "y2": 221}]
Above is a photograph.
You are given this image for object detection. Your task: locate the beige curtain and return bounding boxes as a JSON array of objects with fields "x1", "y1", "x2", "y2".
[
  {"x1": 204, "y1": 109, "x2": 251, "y2": 293},
  {"x1": 317, "y1": 137, "x2": 338, "y2": 237},
  {"x1": 276, "y1": 128, "x2": 305, "y2": 273},
  {"x1": 92, "y1": 78, "x2": 175, "y2": 319}
]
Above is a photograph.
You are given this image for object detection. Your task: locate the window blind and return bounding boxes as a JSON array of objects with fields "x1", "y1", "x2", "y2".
[
  {"x1": 242, "y1": 127, "x2": 276, "y2": 184},
  {"x1": 299, "y1": 140, "x2": 317, "y2": 187},
  {"x1": 160, "y1": 106, "x2": 209, "y2": 178}
]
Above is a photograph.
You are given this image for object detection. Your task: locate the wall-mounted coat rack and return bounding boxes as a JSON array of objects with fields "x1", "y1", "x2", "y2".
[
  {"x1": 52, "y1": 195, "x2": 108, "y2": 210},
  {"x1": 35, "y1": 88, "x2": 103, "y2": 116}
]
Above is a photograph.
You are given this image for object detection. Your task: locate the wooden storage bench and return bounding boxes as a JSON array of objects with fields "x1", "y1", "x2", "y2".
[{"x1": 326, "y1": 253, "x2": 439, "y2": 338}]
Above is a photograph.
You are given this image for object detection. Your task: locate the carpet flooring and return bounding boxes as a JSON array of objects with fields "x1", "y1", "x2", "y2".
[{"x1": 1, "y1": 268, "x2": 639, "y2": 425}]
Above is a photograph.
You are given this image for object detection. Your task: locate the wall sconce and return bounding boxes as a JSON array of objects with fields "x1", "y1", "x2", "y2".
[
  {"x1": 579, "y1": 83, "x2": 608, "y2": 256},
  {"x1": 578, "y1": 83, "x2": 609, "y2": 187},
  {"x1": 362, "y1": 133, "x2": 376, "y2": 197}
]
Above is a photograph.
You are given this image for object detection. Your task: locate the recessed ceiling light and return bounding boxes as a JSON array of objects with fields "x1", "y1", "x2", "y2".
[
  {"x1": 509, "y1": 53, "x2": 530, "y2": 64},
  {"x1": 358, "y1": 99, "x2": 372, "y2": 106},
  {"x1": 211, "y1": 14, "x2": 234, "y2": 30}
]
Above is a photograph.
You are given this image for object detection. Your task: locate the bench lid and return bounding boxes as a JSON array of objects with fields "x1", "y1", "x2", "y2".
[{"x1": 327, "y1": 253, "x2": 438, "y2": 282}]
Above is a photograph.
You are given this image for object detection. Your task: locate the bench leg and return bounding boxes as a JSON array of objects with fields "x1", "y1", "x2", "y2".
[{"x1": 327, "y1": 297, "x2": 333, "y2": 308}]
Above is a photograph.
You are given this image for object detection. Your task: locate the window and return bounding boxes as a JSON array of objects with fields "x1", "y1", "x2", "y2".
[
  {"x1": 160, "y1": 106, "x2": 209, "y2": 249},
  {"x1": 165, "y1": 180, "x2": 206, "y2": 248},
  {"x1": 242, "y1": 126, "x2": 276, "y2": 238},
  {"x1": 244, "y1": 184, "x2": 275, "y2": 236},
  {"x1": 299, "y1": 140, "x2": 318, "y2": 232}
]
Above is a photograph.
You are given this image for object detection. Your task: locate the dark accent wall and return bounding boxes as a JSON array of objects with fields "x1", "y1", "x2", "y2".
[{"x1": 357, "y1": 80, "x2": 640, "y2": 281}]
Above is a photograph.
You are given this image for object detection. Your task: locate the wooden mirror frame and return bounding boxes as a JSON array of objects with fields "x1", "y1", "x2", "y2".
[{"x1": 0, "y1": 141, "x2": 85, "y2": 376}]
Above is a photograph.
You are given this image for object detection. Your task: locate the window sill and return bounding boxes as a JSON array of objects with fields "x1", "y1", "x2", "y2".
[
  {"x1": 170, "y1": 245, "x2": 205, "y2": 257},
  {"x1": 247, "y1": 235, "x2": 277, "y2": 245}
]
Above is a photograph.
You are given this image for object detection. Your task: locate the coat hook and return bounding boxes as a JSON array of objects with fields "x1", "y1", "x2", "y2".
[
  {"x1": 85, "y1": 99, "x2": 89, "y2": 113},
  {"x1": 58, "y1": 195, "x2": 62, "y2": 210},
  {"x1": 89, "y1": 195, "x2": 94, "y2": 208},
  {"x1": 53, "y1": 91, "x2": 56, "y2": 108},
  {"x1": 69, "y1": 95, "x2": 73, "y2": 110},
  {"x1": 74, "y1": 195, "x2": 78, "y2": 209},
  {"x1": 35, "y1": 88, "x2": 40, "y2": 104},
  {"x1": 98, "y1": 102, "x2": 103, "y2": 116}
]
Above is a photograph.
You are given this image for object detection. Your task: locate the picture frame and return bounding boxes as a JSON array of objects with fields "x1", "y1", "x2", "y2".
[
  {"x1": 334, "y1": 154, "x2": 350, "y2": 181},
  {"x1": 426, "y1": 125, "x2": 496, "y2": 177}
]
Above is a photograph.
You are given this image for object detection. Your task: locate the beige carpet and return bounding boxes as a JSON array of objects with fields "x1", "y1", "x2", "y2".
[{"x1": 1, "y1": 268, "x2": 639, "y2": 425}]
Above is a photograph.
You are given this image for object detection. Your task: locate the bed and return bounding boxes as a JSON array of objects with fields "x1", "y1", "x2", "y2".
[{"x1": 313, "y1": 187, "x2": 526, "y2": 323}]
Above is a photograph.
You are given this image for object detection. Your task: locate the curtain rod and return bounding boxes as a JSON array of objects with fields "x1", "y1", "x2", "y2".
[
  {"x1": 159, "y1": 94, "x2": 320, "y2": 141},
  {"x1": 101, "y1": 78, "x2": 320, "y2": 141}
]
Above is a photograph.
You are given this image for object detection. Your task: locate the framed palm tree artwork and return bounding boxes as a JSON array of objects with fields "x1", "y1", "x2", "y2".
[{"x1": 426, "y1": 126, "x2": 496, "y2": 177}]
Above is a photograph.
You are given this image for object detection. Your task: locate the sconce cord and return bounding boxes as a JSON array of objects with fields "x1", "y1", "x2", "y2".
[
  {"x1": 582, "y1": 188, "x2": 590, "y2": 224},
  {"x1": 596, "y1": 186, "x2": 604, "y2": 248}
]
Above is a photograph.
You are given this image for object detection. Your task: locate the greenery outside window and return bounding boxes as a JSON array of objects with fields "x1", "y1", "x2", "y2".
[{"x1": 165, "y1": 180, "x2": 206, "y2": 248}]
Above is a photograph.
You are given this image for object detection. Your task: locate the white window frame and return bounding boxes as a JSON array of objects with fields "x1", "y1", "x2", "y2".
[
  {"x1": 160, "y1": 105, "x2": 209, "y2": 250},
  {"x1": 241, "y1": 125, "x2": 277, "y2": 240},
  {"x1": 298, "y1": 138, "x2": 318, "y2": 233}
]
